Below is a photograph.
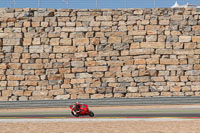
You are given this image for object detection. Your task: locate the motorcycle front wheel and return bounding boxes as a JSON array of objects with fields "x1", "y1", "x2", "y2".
[{"x1": 89, "y1": 111, "x2": 94, "y2": 117}]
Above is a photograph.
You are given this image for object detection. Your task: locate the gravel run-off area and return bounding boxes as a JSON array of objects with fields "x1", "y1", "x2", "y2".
[{"x1": 0, "y1": 119, "x2": 200, "y2": 133}]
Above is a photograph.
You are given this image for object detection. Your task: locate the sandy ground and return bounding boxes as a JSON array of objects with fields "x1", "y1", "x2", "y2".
[{"x1": 0, "y1": 120, "x2": 200, "y2": 133}]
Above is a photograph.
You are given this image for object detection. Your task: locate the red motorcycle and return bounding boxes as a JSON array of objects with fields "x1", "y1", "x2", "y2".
[{"x1": 69, "y1": 104, "x2": 94, "y2": 117}]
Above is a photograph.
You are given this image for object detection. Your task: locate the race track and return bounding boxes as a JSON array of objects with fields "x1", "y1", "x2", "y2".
[
  {"x1": 1, "y1": 113, "x2": 200, "y2": 118},
  {"x1": 1, "y1": 106, "x2": 200, "y2": 119}
]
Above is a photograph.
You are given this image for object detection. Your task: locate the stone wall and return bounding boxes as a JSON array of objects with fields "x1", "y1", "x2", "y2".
[{"x1": 0, "y1": 8, "x2": 200, "y2": 101}]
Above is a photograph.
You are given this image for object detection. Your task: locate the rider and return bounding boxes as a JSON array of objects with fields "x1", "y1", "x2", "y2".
[{"x1": 74, "y1": 102, "x2": 81, "y2": 114}]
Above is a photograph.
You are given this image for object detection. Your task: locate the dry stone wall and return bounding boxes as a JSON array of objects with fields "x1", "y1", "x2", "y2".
[{"x1": 0, "y1": 8, "x2": 200, "y2": 101}]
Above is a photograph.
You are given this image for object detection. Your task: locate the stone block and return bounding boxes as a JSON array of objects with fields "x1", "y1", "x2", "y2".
[
  {"x1": 191, "y1": 86, "x2": 200, "y2": 91},
  {"x1": 74, "y1": 38, "x2": 89, "y2": 45},
  {"x1": 172, "y1": 92, "x2": 185, "y2": 96},
  {"x1": 24, "y1": 91, "x2": 32, "y2": 96},
  {"x1": 49, "y1": 89, "x2": 64, "y2": 96},
  {"x1": 3, "y1": 39, "x2": 21, "y2": 45},
  {"x1": 96, "y1": 16, "x2": 112, "y2": 21},
  {"x1": 108, "y1": 61, "x2": 123, "y2": 66},
  {"x1": 192, "y1": 36, "x2": 200, "y2": 43},
  {"x1": 13, "y1": 90, "x2": 23, "y2": 96},
  {"x1": 134, "y1": 59, "x2": 146, "y2": 64},
  {"x1": 48, "y1": 32, "x2": 61, "y2": 38},
  {"x1": 108, "y1": 37, "x2": 121, "y2": 43},
  {"x1": 184, "y1": 43, "x2": 196, "y2": 49},
  {"x1": 22, "y1": 64, "x2": 43, "y2": 69},
  {"x1": 7, "y1": 81, "x2": 19, "y2": 87},
  {"x1": 133, "y1": 36, "x2": 144, "y2": 42},
  {"x1": 62, "y1": 27, "x2": 75, "y2": 32},
  {"x1": 71, "y1": 79, "x2": 85, "y2": 84},
  {"x1": 126, "y1": 93, "x2": 141, "y2": 98},
  {"x1": 48, "y1": 74, "x2": 63, "y2": 80},
  {"x1": 53, "y1": 46, "x2": 75, "y2": 53},
  {"x1": 23, "y1": 22, "x2": 31, "y2": 27},
  {"x1": 90, "y1": 21, "x2": 100, "y2": 26},
  {"x1": 77, "y1": 16, "x2": 94, "y2": 21},
  {"x1": 194, "y1": 65, "x2": 200, "y2": 70},
  {"x1": 30, "y1": 46, "x2": 44, "y2": 53},
  {"x1": 29, "y1": 96, "x2": 53, "y2": 100},
  {"x1": 2, "y1": 90, "x2": 12, "y2": 97},
  {"x1": 192, "y1": 26, "x2": 200, "y2": 31},
  {"x1": 160, "y1": 59, "x2": 179, "y2": 65},
  {"x1": 159, "y1": 20, "x2": 169, "y2": 25},
  {"x1": 173, "y1": 49, "x2": 194, "y2": 55},
  {"x1": 166, "y1": 76, "x2": 179, "y2": 81},
  {"x1": 99, "y1": 51, "x2": 119, "y2": 56},
  {"x1": 146, "y1": 58, "x2": 159, "y2": 64},
  {"x1": 50, "y1": 38, "x2": 59, "y2": 45},
  {"x1": 141, "y1": 92, "x2": 160, "y2": 97},
  {"x1": 105, "y1": 93, "x2": 113, "y2": 98},
  {"x1": 101, "y1": 22, "x2": 112, "y2": 27},
  {"x1": 23, "y1": 38, "x2": 32, "y2": 45},
  {"x1": 141, "y1": 42, "x2": 165, "y2": 48},
  {"x1": 113, "y1": 87, "x2": 126, "y2": 93},
  {"x1": 59, "y1": 68, "x2": 70, "y2": 74},
  {"x1": 130, "y1": 49, "x2": 154, "y2": 55},
  {"x1": 77, "y1": 94, "x2": 90, "y2": 99},
  {"x1": 32, "y1": 38, "x2": 40, "y2": 45},
  {"x1": 32, "y1": 90, "x2": 48, "y2": 96},
  {"x1": 134, "y1": 76, "x2": 150, "y2": 82},
  {"x1": 185, "y1": 92, "x2": 194, "y2": 96},
  {"x1": 130, "y1": 43, "x2": 140, "y2": 49},
  {"x1": 127, "y1": 87, "x2": 138, "y2": 93},
  {"x1": 170, "y1": 86, "x2": 181, "y2": 92},
  {"x1": 87, "y1": 66, "x2": 108, "y2": 72},
  {"x1": 72, "y1": 68, "x2": 86, "y2": 73},
  {"x1": 20, "y1": 81, "x2": 37, "y2": 86},
  {"x1": 128, "y1": 16, "x2": 144, "y2": 20},
  {"x1": 146, "y1": 35, "x2": 157, "y2": 42},
  {"x1": 103, "y1": 78, "x2": 115, "y2": 83},
  {"x1": 25, "y1": 75, "x2": 40, "y2": 81},
  {"x1": 0, "y1": 81, "x2": 7, "y2": 87},
  {"x1": 0, "y1": 64, "x2": 7, "y2": 69},
  {"x1": 85, "y1": 88, "x2": 96, "y2": 94},
  {"x1": 171, "y1": 15, "x2": 183, "y2": 20},
  {"x1": 2, "y1": 46, "x2": 13, "y2": 53},
  {"x1": 161, "y1": 92, "x2": 172, "y2": 96},
  {"x1": 66, "y1": 22, "x2": 75, "y2": 26},
  {"x1": 60, "y1": 38, "x2": 72, "y2": 45},
  {"x1": 114, "y1": 93, "x2": 124, "y2": 98},
  {"x1": 75, "y1": 27, "x2": 88, "y2": 32},
  {"x1": 7, "y1": 75, "x2": 24, "y2": 81},
  {"x1": 128, "y1": 30, "x2": 146, "y2": 36},
  {"x1": 54, "y1": 95, "x2": 70, "y2": 100},
  {"x1": 18, "y1": 96, "x2": 28, "y2": 101},
  {"x1": 179, "y1": 36, "x2": 191, "y2": 42},
  {"x1": 75, "y1": 52, "x2": 88, "y2": 58},
  {"x1": 151, "y1": 76, "x2": 165, "y2": 82},
  {"x1": 91, "y1": 94, "x2": 104, "y2": 99},
  {"x1": 71, "y1": 61, "x2": 84, "y2": 67}
]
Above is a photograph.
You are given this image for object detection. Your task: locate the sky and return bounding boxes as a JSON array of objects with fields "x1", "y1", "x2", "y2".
[{"x1": 0, "y1": 0, "x2": 200, "y2": 9}]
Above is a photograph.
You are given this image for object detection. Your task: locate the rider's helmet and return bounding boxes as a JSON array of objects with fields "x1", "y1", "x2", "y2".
[{"x1": 75, "y1": 102, "x2": 79, "y2": 105}]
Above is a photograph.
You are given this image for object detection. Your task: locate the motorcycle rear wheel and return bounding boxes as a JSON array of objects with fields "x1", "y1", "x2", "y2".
[{"x1": 71, "y1": 111, "x2": 79, "y2": 117}]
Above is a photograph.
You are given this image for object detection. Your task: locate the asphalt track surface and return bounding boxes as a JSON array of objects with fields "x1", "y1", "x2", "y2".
[
  {"x1": 1, "y1": 97, "x2": 200, "y2": 119},
  {"x1": 1, "y1": 113, "x2": 200, "y2": 118},
  {"x1": 1, "y1": 96, "x2": 200, "y2": 108},
  {"x1": 1, "y1": 106, "x2": 200, "y2": 118}
]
